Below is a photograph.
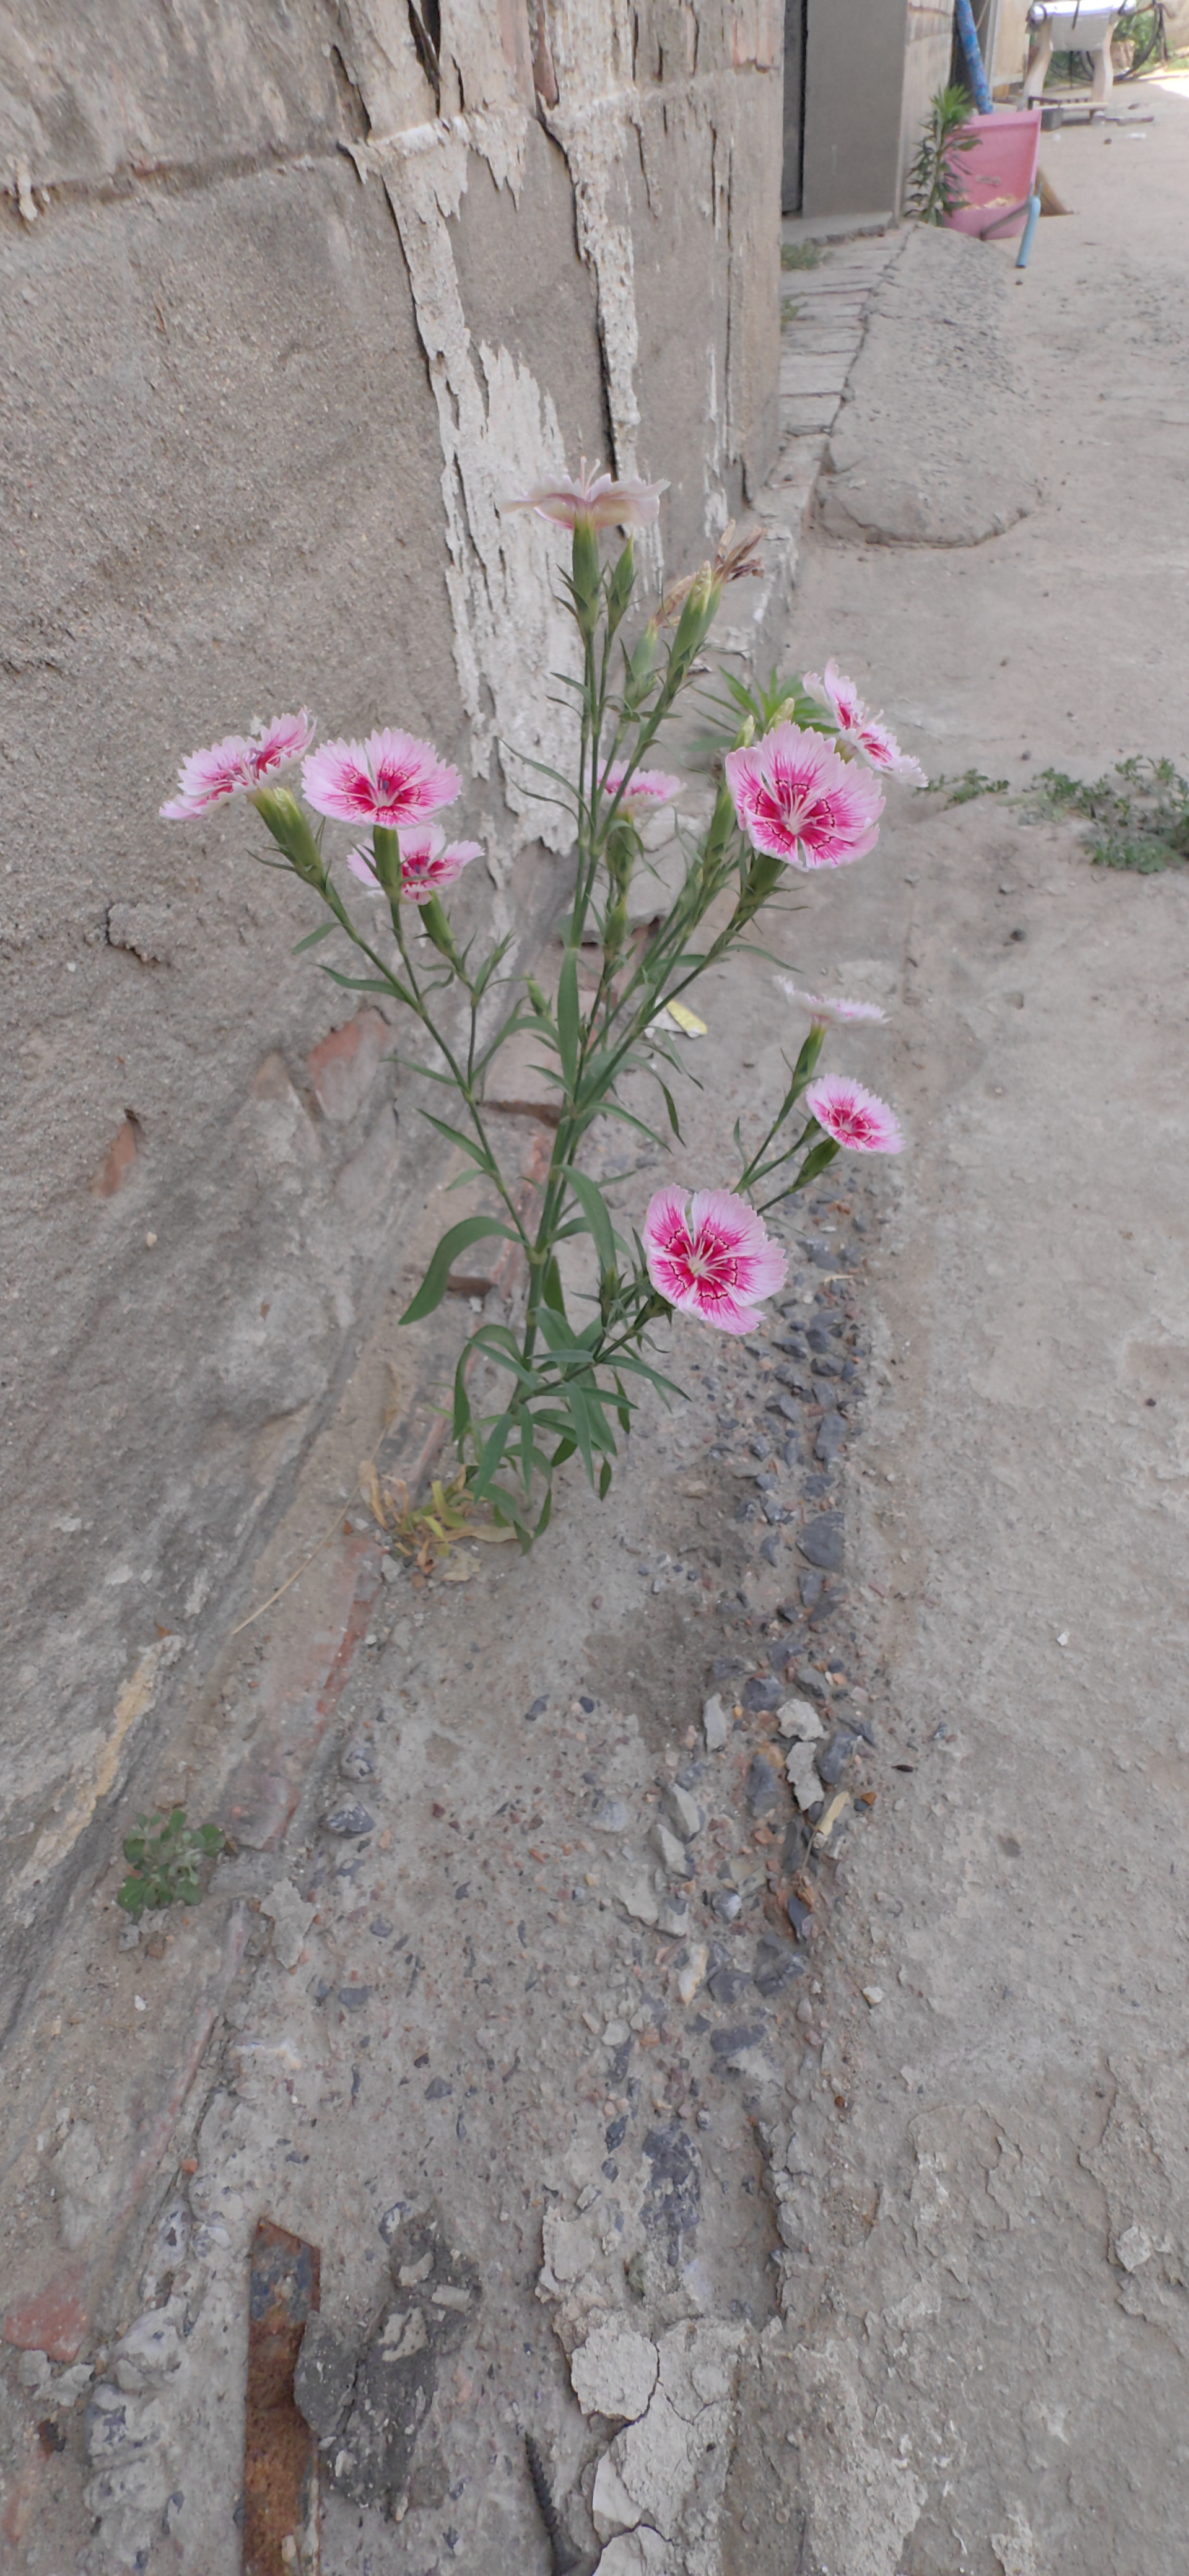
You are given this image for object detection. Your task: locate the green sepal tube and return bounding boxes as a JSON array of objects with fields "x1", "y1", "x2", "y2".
[
  {"x1": 624, "y1": 619, "x2": 660, "y2": 711},
  {"x1": 251, "y1": 786, "x2": 326, "y2": 888},
  {"x1": 667, "y1": 568, "x2": 718, "y2": 681},
  {"x1": 699, "y1": 779, "x2": 738, "y2": 884},
  {"x1": 418, "y1": 892, "x2": 458, "y2": 962},
  {"x1": 604, "y1": 819, "x2": 635, "y2": 893},
  {"x1": 371, "y1": 824, "x2": 402, "y2": 901},
  {"x1": 606, "y1": 536, "x2": 635, "y2": 635},
  {"x1": 571, "y1": 516, "x2": 601, "y2": 640},
  {"x1": 741, "y1": 849, "x2": 786, "y2": 912}
]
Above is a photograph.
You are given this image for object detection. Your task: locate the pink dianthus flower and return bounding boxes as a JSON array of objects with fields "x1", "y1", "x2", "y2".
[
  {"x1": 347, "y1": 827, "x2": 482, "y2": 905},
  {"x1": 601, "y1": 762, "x2": 682, "y2": 815},
  {"x1": 803, "y1": 1074, "x2": 904, "y2": 1155},
  {"x1": 507, "y1": 457, "x2": 668, "y2": 532},
  {"x1": 725, "y1": 723, "x2": 884, "y2": 871},
  {"x1": 642, "y1": 1186, "x2": 787, "y2": 1336},
  {"x1": 302, "y1": 728, "x2": 460, "y2": 832},
  {"x1": 776, "y1": 978, "x2": 887, "y2": 1025},
  {"x1": 160, "y1": 710, "x2": 315, "y2": 819},
  {"x1": 802, "y1": 659, "x2": 928, "y2": 786}
]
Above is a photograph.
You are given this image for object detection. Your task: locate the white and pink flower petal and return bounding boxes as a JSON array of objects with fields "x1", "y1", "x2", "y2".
[
  {"x1": 776, "y1": 979, "x2": 888, "y2": 1025},
  {"x1": 303, "y1": 728, "x2": 460, "y2": 831},
  {"x1": 601, "y1": 762, "x2": 682, "y2": 809},
  {"x1": 398, "y1": 826, "x2": 482, "y2": 903},
  {"x1": 725, "y1": 723, "x2": 884, "y2": 872},
  {"x1": 643, "y1": 1186, "x2": 786, "y2": 1335},
  {"x1": 507, "y1": 457, "x2": 668, "y2": 531},
  {"x1": 804, "y1": 1073, "x2": 904, "y2": 1155}
]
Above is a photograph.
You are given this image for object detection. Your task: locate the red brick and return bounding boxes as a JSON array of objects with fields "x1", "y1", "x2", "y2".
[
  {"x1": 1, "y1": 2261, "x2": 89, "y2": 2362},
  {"x1": 307, "y1": 1009, "x2": 388, "y2": 1125},
  {"x1": 89, "y1": 1114, "x2": 141, "y2": 1198}
]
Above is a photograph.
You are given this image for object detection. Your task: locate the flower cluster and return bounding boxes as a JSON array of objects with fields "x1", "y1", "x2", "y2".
[
  {"x1": 159, "y1": 456, "x2": 930, "y2": 1535},
  {"x1": 162, "y1": 718, "x2": 477, "y2": 904}
]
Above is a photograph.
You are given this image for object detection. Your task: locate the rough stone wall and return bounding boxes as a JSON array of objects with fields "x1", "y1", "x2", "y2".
[{"x1": 0, "y1": 1, "x2": 782, "y2": 2037}]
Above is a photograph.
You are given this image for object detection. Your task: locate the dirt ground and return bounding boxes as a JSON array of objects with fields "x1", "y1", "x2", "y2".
[{"x1": 3, "y1": 72, "x2": 1189, "y2": 2576}]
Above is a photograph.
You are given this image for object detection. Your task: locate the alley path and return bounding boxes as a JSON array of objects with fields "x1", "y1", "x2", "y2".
[
  {"x1": 4, "y1": 76, "x2": 1188, "y2": 2576},
  {"x1": 724, "y1": 76, "x2": 1189, "y2": 2576}
]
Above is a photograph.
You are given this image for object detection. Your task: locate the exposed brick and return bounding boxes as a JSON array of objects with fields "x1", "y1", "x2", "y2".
[
  {"x1": 307, "y1": 1008, "x2": 389, "y2": 1125},
  {"x1": 1, "y1": 2261, "x2": 89, "y2": 2362},
  {"x1": 89, "y1": 1114, "x2": 141, "y2": 1198}
]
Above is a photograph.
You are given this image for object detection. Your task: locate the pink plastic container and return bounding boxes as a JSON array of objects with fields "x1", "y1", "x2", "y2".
[{"x1": 943, "y1": 108, "x2": 1042, "y2": 242}]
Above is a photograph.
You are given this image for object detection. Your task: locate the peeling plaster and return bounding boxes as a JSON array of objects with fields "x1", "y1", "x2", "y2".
[
  {"x1": 351, "y1": 115, "x2": 580, "y2": 845},
  {"x1": 14, "y1": 1635, "x2": 184, "y2": 1910}
]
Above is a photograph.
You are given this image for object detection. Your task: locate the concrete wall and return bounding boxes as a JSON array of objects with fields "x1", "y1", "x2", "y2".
[
  {"x1": 795, "y1": 0, "x2": 955, "y2": 222},
  {"x1": 801, "y1": 0, "x2": 911, "y2": 219},
  {"x1": 0, "y1": 0, "x2": 783, "y2": 2040}
]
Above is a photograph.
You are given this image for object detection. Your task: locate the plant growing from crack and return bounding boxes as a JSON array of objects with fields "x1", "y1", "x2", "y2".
[
  {"x1": 162, "y1": 468, "x2": 919, "y2": 1543},
  {"x1": 116, "y1": 1809, "x2": 225, "y2": 1919},
  {"x1": 907, "y1": 84, "x2": 978, "y2": 225}
]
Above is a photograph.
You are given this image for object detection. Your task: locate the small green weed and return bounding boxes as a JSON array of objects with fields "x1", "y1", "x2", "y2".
[
  {"x1": 781, "y1": 241, "x2": 824, "y2": 271},
  {"x1": 923, "y1": 769, "x2": 1011, "y2": 806},
  {"x1": 1029, "y1": 757, "x2": 1189, "y2": 871},
  {"x1": 781, "y1": 295, "x2": 804, "y2": 323},
  {"x1": 116, "y1": 1808, "x2": 225, "y2": 1919}
]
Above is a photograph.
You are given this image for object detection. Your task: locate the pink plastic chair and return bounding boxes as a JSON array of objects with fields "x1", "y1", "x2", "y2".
[{"x1": 943, "y1": 108, "x2": 1043, "y2": 266}]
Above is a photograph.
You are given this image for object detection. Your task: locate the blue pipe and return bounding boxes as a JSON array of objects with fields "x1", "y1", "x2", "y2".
[
  {"x1": 955, "y1": 0, "x2": 995, "y2": 113},
  {"x1": 1016, "y1": 191, "x2": 1041, "y2": 268}
]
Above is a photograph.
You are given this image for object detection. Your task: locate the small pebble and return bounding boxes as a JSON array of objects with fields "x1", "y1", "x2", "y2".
[
  {"x1": 339, "y1": 1744, "x2": 376, "y2": 1781},
  {"x1": 702, "y1": 1693, "x2": 728, "y2": 1751},
  {"x1": 662, "y1": 1783, "x2": 703, "y2": 1841},
  {"x1": 323, "y1": 1805, "x2": 375, "y2": 1838},
  {"x1": 863, "y1": 1986, "x2": 885, "y2": 2007},
  {"x1": 745, "y1": 1754, "x2": 779, "y2": 1817}
]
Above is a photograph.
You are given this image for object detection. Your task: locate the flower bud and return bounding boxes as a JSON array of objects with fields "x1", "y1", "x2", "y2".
[
  {"x1": 668, "y1": 564, "x2": 719, "y2": 676},
  {"x1": 606, "y1": 535, "x2": 636, "y2": 634},
  {"x1": 251, "y1": 786, "x2": 326, "y2": 888},
  {"x1": 624, "y1": 617, "x2": 661, "y2": 711}
]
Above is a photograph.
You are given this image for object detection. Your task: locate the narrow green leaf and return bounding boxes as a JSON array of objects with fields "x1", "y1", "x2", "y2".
[
  {"x1": 534, "y1": 1487, "x2": 554, "y2": 1539},
  {"x1": 320, "y1": 968, "x2": 399, "y2": 995},
  {"x1": 557, "y1": 947, "x2": 581, "y2": 1092},
  {"x1": 419, "y1": 1111, "x2": 497, "y2": 1175},
  {"x1": 789, "y1": 1135, "x2": 841, "y2": 1191},
  {"x1": 452, "y1": 1348, "x2": 474, "y2": 1448},
  {"x1": 564, "y1": 1167, "x2": 617, "y2": 1273},
  {"x1": 541, "y1": 1256, "x2": 567, "y2": 1318},
  {"x1": 471, "y1": 1413, "x2": 512, "y2": 1500},
  {"x1": 399, "y1": 1214, "x2": 518, "y2": 1326},
  {"x1": 293, "y1": 920, "x2": 339, "y2": 954},
  {"x1": 658, "y1": 1079, "x2": 682, "y2": 1140},
  {"x1": 598, "y1": 1458, "x2": 612, "y2": 1499}
]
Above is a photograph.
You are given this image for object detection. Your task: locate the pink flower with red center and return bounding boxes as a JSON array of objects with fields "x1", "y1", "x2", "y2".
[
  {"x1": 601, "y1": 762, "x2": 682, "y2": 815},
  {"x1": 302, "y1": 728, "x2": 461, "y2": 832},
  {"x1": 507, "y1": 456, "x2": 668, "y2": 531},
  {"x1": 347, "y1": 827, "x2": 482, "y2": 905},
  {"x1": 160, "y1": 710, "x2": 315, "y2": 819},
  {"x1": 642, "y1": 1186, "x2": 787, "y2": 1336},
  {"x1": 804, "y1": 1073, "x2": 904, "y2": 1154},
  {"x1": 803, "y1": 659, "x2": 928, "y2": 786},
  {"x1": 776, "y1": 977, "x2": 887, "y2": 1025},
  {"x1": 724, "y1": 723, "x2": 884, "y2": 871}
]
